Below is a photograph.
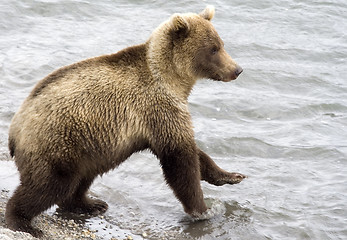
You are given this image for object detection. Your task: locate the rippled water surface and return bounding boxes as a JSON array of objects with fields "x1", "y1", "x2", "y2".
[{"x1": 1, "y1": 0, "x2": 346, "y2": 239}]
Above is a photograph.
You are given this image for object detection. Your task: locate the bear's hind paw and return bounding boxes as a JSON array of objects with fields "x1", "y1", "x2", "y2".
[
  {"x1": 86, "y1": 198, "x2": 109, "y2": 215},
  {"x1": 59, "y1": 197, "x2": 108, "y2": 216},
  {"x1": 6, "y1": 217, "x2": 43, "y2": 238}
]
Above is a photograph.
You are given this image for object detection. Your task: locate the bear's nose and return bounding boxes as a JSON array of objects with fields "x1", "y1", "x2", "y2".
[{"x1": 235, "y1": 66, "x2": 243, "y2": 76}]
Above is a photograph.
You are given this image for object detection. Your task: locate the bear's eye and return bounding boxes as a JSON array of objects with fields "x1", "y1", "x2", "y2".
[{"x1": 211, "y1": 46, "x2": 219, "y2": 55}]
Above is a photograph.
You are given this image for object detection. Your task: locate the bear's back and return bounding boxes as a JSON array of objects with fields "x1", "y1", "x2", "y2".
[{"x1": 9, "y1": 44, "x2": 156, "y2": 167}]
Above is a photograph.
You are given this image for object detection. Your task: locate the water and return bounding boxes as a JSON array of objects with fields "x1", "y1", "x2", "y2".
[{"x1": 1, "y1": 0, "x2": 346, "y2": 239}]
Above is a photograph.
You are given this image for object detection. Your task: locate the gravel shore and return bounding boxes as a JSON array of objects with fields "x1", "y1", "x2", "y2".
[{"x1": 0, "y1": 189, "x2": 133, "y2": 240}]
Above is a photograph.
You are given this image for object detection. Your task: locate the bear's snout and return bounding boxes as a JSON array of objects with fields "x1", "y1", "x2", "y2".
[
  {"x1": 221, "y1": 64, "x2": 243, "y2": 82},
  {"x1": 235, "y1": 66, "x2": 243, "y2": 77}
]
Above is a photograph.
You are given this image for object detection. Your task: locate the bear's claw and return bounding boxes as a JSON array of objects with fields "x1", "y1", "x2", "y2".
[
  {"x1": 59, "y1": 197, "x2": 108, "y2": 216},
  {"x1": 88, "y1": 199, "x2": 109, "y2": 215},
  {"x1": 214, "y1": 172, "x2": 247, "y2": 186}
]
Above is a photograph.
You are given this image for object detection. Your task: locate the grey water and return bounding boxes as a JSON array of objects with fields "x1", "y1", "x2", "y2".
[{"x1": 1, "y1": 0, "x2": 346, "y2": 239}]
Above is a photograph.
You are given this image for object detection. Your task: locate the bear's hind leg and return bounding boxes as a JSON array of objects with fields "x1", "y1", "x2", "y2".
[
  {"x1": 199, "y1": 149, "x2": 246, "y2": 186},
  {"x1": 6, "y1": 164, "x2": 83, "y2": 237},
  {"x1": 5, "y1": 184, "x2": 55, "y2": 238},
  {"x1": 58, "y1": 176, "x2": 108, "y2": 215}
]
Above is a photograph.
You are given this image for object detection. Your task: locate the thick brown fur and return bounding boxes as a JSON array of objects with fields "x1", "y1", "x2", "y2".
[{"x1": 6, "y1": 6, "x2": 245, "y2": 237}]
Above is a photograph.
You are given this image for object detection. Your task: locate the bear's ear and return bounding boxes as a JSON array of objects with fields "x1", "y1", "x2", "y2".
[
  {"x1": 170, "y1": 14, "x2": 190, "y2": 38},
  {"x1": 199, "y1": 5, "x2": 215, "y2": 21}
]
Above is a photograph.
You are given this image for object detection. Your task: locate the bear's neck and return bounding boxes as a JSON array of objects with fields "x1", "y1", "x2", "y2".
[{"x1": 146, "y1": 42, "x2": 197, "y2": 101}]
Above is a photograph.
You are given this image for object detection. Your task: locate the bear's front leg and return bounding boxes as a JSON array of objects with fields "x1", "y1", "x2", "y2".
[
  {"x1": 156, "y1": 144, "x2": 208, "y2": 216},
  {"x1": 199, "y1": 149, "x2": 246, "y2": 186}
]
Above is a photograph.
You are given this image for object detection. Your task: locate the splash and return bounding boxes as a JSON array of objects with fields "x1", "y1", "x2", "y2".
[{"x1": 191, "y1": 198, "x2": 226, "y2": 221}]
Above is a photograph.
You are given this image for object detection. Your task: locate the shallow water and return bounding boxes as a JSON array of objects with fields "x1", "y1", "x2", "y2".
[{"x1": 1, "y1": 0, "x2": 347, "y2": 239}]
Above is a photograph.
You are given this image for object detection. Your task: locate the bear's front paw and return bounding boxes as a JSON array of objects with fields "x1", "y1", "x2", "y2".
[{"x1": 215, "y1": 172, "x2": 247, "y2": 186}]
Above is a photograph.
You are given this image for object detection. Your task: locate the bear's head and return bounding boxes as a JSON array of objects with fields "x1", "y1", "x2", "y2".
[{"x1": 148, "y1": 6, "x2": 243, "y2": 88}]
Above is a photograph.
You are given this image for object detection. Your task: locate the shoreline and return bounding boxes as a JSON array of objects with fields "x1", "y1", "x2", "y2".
[{"x1": 0, "y1": 189, "x2": 133, "y2": 240}]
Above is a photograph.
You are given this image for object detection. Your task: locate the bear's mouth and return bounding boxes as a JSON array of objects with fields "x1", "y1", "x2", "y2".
[
  {"x1": 211, "y1": 74, "x2": 223, "y2": 81},
  {"x1": 221, "y1": 74, "x2": 237, "y2": 82},
  {"x1": 212, "y1": 73, "x2": 237, "y2": 82},
  {"x1": 216, "y1": 67, "x2": 243, "y2": 82}
]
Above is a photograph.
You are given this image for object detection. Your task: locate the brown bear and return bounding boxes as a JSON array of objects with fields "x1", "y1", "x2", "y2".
[{"x1": 6, "y1": 6, "x2": 245, "y2": 237}]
